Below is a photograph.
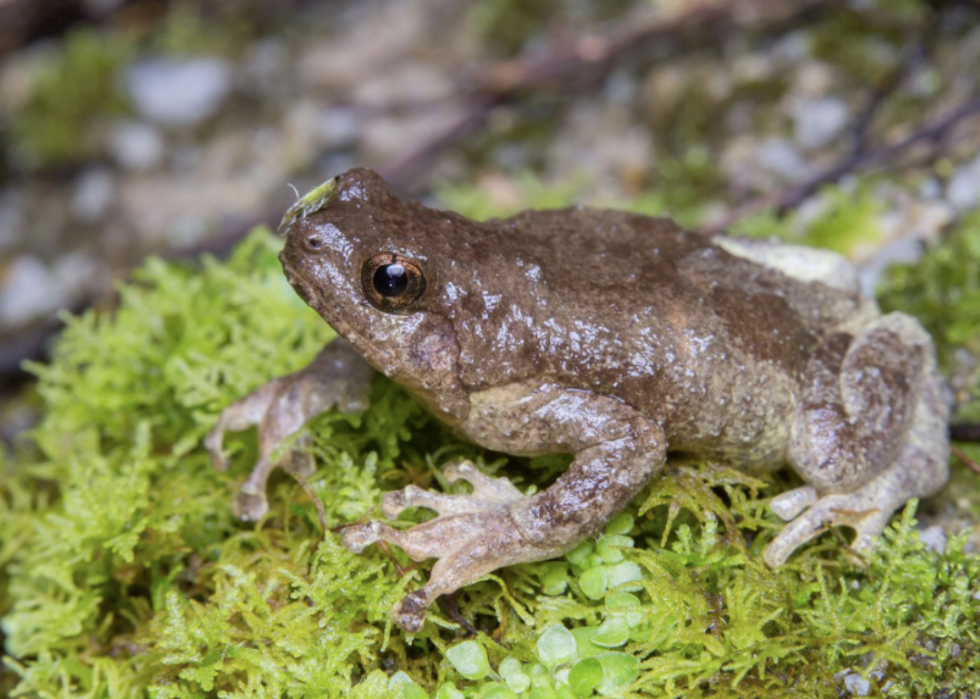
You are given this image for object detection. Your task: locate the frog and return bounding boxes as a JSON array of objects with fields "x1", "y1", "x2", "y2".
[{"x1": 206, "y1": 168, "x2": 949, "y2": 632}]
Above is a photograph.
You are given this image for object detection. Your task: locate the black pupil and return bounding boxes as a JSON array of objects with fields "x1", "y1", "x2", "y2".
[{"x1": 374, "y1": 263, "x2": 408, "y2": 297}]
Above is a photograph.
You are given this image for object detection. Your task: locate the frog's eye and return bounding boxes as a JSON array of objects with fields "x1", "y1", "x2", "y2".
[{"x1": 361, "y1": 253, "x2": 427, "y2": 313}]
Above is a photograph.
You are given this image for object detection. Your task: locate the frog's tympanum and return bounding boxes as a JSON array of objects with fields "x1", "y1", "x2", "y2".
[{"x1": 207, "y1": 169, "x2": 949, "y2": 631}]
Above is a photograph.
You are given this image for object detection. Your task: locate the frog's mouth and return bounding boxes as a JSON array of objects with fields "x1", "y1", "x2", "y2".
[
  {"x1": 281, "y1": 261, "x2": 315, "y2": 309},
  {"x1": 281, "y1": 257, "x2": 365, "y2": 348}
]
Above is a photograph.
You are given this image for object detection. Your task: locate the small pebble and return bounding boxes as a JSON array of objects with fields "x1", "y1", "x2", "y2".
[
  {"x1": 107, "y1": 121, "x2": 165, "y2": 171},
  {"x1": 843, "y1": 672, "x2": 870, "y2": 697},
  {"x1": 0, "y1": 253, "x2": 103, "y2": 328},
  {"x1": 918, "y1": 525, "x2": 947, "y2": 555},
  {"x1": 127, "y1": 58, "x2": 233, "y2": 128},
  {"x1": 947, "y1": 152, "x2": 980, "y2": 211},
  {"x1": 755, "y1": 137, "x2": 809, "y2": 180},
  {"x1": 0, "y1": 256, "x2": 54, "y2": 327},
  {"x1": 793, "y1": 96, "x2": 849, "y2": 149},
  {"x1": 71, "y1": 168, "x2": 116, "y2": 223}
]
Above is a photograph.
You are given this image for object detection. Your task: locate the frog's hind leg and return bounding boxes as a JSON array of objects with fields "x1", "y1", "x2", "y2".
[{"x1": 765, "y1": 312, "x2": 949, "y2": 567}]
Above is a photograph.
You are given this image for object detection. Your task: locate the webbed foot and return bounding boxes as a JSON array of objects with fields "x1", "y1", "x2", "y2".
[{"x1": 340, "y1": 461, "x2": 532, "y2": 631}]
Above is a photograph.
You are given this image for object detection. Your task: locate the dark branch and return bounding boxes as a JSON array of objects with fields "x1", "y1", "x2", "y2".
[{"x1": 702, "y1": 97, "x2": 980, "y2": 234}]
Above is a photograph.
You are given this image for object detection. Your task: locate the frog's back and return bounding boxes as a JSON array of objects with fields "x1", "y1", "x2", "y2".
[
  {"x1": 481, "y1": 206, "x2": 870, "y2": 347},
  {"x1": 447, "y1": 206, "x2": 872, "y2": 457}
]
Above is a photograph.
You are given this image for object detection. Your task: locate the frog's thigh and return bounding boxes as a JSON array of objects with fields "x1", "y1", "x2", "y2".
[
  {"x1": 767, "y1": 312, "x2": 949, "y2": 565},
  {"x1": 341, "y1": 387, "x2": 667, "y2": 631}
]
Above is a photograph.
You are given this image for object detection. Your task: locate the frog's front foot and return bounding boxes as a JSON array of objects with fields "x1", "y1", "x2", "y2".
[
  {"x1": 340, "y1": 461, "x2": 534, "y2": 632},
  {"x1": 205, "y1": 339, "x2": 375, "y2": 522}
]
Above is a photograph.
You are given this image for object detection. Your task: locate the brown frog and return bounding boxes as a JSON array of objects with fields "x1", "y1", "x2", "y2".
[{"x1": 207, "y1": 168, "x2": 949, "y2": 632}]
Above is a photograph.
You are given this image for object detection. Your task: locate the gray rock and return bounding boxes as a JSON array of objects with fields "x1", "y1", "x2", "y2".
[
  {"x1": 918, "y1": 525, "x2": 948, "y2": 555},
  {"x1": 756, "y1": 137, "x2": 809, "y2": 180},
  {"x1": 71, "y1": 168, "x2": 116, "y2": 223},
  {"x1": 317, "y1": 107, "x2": 359, "y2": 149},
  {"x1": 126, "y1": 58, "x2": 233, "y2": 128},
  {"x1": 843, "y1": 672, "x2": 870, "y2": 697},
  {"x1": 772, "y1": 31, "x2": 811, "y2": 64},
  {"x1": 947, "y1": 152, "x2": 980, "y2": 211},
  {"x1": 0, "y1": 252, "x2": 103, "y2": 328},
  {"x1": 108, "y1": 121, "x2": 165, "y2": 171},
  {"x1": 0, "y1": 256, "x2": 53, "y2": 327},
  {"x1": 793, "y1": 96, "x2": 850, "y2": 149}
]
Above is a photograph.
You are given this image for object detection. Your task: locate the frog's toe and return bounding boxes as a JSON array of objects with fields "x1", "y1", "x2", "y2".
[
  {"x1": 340, "y1": 464, "x2": 537, "y2": 630},
  {"x1": 444, "y1": 461, "x2": 525, "y2": 503},
  {"x1": 381, "y1": 462, "x2": 525, "y2": 519},
  {"x1": 232, "y1": 482, "x2": 270, "y2": 521},
  {"x1": 341, "y1": 511, "x2": 496, "y2": 561},
  {"x1": 391, "y1": 592, "x2": 428, "y2": 633},
  {"x1": 763, "y1": 490, "x2": 890, "y2": 567},
  {"x1": 769, "y1": 486, "x2": 817, "y2": 521},
  {"x1": 340, "y1": 520, "x2": 387, "y2": 554},
  {"x1": 378, "y1": 518, "x2": 528, "y2": 631},
  {"x1": 381, "y1": 485, "x2": 483, "y2": 518}
]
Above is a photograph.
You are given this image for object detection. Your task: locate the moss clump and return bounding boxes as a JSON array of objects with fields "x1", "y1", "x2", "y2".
[{"x1": 2, "y1": 219, "x2": 979, "y2": 697}]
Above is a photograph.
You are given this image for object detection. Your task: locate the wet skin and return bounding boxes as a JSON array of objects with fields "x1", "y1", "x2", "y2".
[{"x1": 207, "y1": 168, "x2": 949, "y2": 632}]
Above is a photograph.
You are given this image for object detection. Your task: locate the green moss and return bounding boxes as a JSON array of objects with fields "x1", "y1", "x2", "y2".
[
  {"x1": 150, "y1": 2, "x2": 261, "y2": 58},
  {"x1": 9, "y1": 28, "x2": 134, "y2": 170},
  {"x1": 878, "y1": 210, "x2": 980, "y2": 422},
  {"x1": 2, "y1": 224, "x2": 978, "y2": 697},
  {"x1": 466, "y1": 0, "x2": 633, "y2": 57},
  {"x1": 434, "y1": 166, "x2": 713, "y2": 228},
  {"x1": 729, "y1": 183, "x2": 887, "y2": 257}
]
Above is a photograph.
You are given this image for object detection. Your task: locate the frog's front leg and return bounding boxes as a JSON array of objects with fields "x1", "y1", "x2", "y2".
[
  {"x1": 341, "y1": 386, "x2": 666, "y2": 631},
  {"x1": 206, "y1": 338, "x2": 376, "y2": 520}
]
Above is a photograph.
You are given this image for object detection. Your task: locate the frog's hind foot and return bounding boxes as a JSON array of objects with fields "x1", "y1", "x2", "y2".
[
  {"x1": 766, "y1": 392, "x2": 949, "y2": 566},
  {"x1": 767, "y1": 312, "x2": 949, "y2": 567},
  {"x1": 764, "y1": 479, "x2": 896, "y2": 567},
  {"x1": 339, "y1": 461, "x2": 531, "y2": 632}
]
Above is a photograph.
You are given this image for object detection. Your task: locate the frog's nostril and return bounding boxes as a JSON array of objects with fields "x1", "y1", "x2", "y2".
[{"x1": 306, "y1": 235, "x2": 323, "y2": 251}]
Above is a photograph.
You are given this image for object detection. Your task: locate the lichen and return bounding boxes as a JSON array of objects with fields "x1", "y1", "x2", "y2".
[{"x1": 2, "y1": 208, "x2": 979, "y2": 697}]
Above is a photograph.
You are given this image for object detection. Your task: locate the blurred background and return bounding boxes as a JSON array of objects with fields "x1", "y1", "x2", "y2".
[{"x1": 1, "y1": 0, "x2": 979, "y2": 443}]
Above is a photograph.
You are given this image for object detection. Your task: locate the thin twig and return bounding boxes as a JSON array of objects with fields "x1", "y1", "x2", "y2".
[
  {"x1": 437, "y1": 590, "x2": 479, "y2": 636},
  {"x1": 291, "y1": 471, "x2": 328, "y2": 553},
  {"x1": 951, "y1": 444, "x2": 980, "y2": 475},
  {"x1": 703, "y1": 97, "x2": 980, "y2": 234},
  {"x1": 850, "y1": 34, "x2": 929, "y2": 156}
]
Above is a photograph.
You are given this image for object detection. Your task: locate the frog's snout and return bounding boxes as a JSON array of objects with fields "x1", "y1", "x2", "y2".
[{"x1": 280, "y1": 253, "x2": 315, "y2": 307}]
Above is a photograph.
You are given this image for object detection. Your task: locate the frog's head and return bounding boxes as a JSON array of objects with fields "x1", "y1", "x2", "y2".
[{"x1": 279, "y1": 168, "x2": 467, "y2": 418}]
